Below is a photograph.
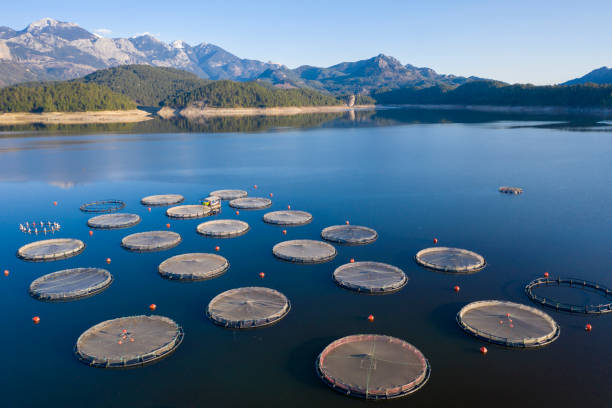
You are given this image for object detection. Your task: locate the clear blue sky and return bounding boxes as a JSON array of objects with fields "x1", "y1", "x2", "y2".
[{"x1": 3, "y1": 0, "x2": 611, "y2": 84}]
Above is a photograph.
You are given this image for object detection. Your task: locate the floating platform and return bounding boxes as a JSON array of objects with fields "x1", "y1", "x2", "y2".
[
  {"x1": 499, "y1": 186, "x2": 523, "y2": 195},
  {"x1": 229, "y1": 197, "x2": 272, "y2": 210},
  {"x1": 457, "y1": 300, "x2": 560, "y2": 347},
  {"x1": 158, "y1": 253, "x2": 229, "y2": 281},
  {"x1": 166, "y1": 205, "x2": 211, "y2": 219},
  {"x1": 525, "y1": 277, "x2": 612, "y2": 314},
  {"x1": 206, "y1": 287, "x2": 290, "y2": 329},
  {"x1": 272, "y1": 239, "x2": 337, "y2": 264},
  {"x1": 196, "y1": 219, "x2": 250, "y2": 238},
  {"x1": 121, "y1": 231, "x2": 181, "y2": 252},
  {"x1": 415, "y1": 247, "x2": 485, "y2": 273},
  {"x1": 29, "y1": 267, "x2": 112, "y2": 301},
  {"x1": 316, "y1": 334, "x2": 430, "y2": 399},
  {"x1": 87, "y1": 213, "x2": 141, "y2": 229},
  {"x1": 80, "y1": 200, "x2": 126, "y2": 213},
  {"x1": 17, "y1": 238, "x2": 85, "y2": 262},
  {"x1": 321, "y1": 225, "x2": 378, "y2": 245},
  {"x1": 333, "y1": 261, "x2": 407, "y2": 294},
  {"x1": 75, "y1": 315, "x2": 183, "y2": 368},
  {"x1": 140, "y1": 194, "x2": 184, "y2": 206},
  {"x1": 209, "y1": 189, "x2": 248, "y2": 200},
  {"x1": 263, "y1": 210, "x2": 313, "y2": 226}
]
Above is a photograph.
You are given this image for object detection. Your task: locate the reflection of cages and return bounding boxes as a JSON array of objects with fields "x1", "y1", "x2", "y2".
[
  {"x1": 80, "y1": 200, "x2": 126, "y2": 213},
  {"x1": 525, "y1": 277, "x2": 612, "y2": 314},
  {"x1": 200, "y1": 196, "x2": 221, "y2": 213}
]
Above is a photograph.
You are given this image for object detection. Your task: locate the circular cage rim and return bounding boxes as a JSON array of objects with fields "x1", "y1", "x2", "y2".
[
  {"x1": 414, "y1": 246, "x2": 486, "y2": 274},
  {"x1": 140, "y1": 194, "x2": 185, "y2": 207},
  {"x1": 209, "y1": 189, "x2": 248, "y2": 201},
  {"x1": 79, "y1": 199, "x2": 127, "y2": 213},
  {"x1": 196, "y1": 219, "x2": 250, "y2": 238},
  {"x1": 272, "y1": 239, "x2": 338, "y2": 264},
  {"x1": 87, "y1": 213, "x2": 141, "y2": 230},
  {"x1": 228, "y1": 197, "x2": 273, "y2": 210},
  {"x1": 158, "y1": 253, "x2": 230, "y2": 281},
  {"x1": 320, "y1": 225, "x2": 379, "y2": 245},
  {"x1": 525, "y1": 277, "x2": 612, "y2": 314},
  {"x1": 262, "y1": 210, "x2": 314, "y2": 226},
  {"x1": 29, "y1": 267, "x2": 113, "y2": 302},
  {"x1": 121, "y1": 231, "x2": 182, "y2": 252},
  {"x1": 166, "y1": 204, "x2": 212, "y2": 219},
  {"x1": 333, "y1": 261, "x2": 408, "y2": 294},
  {"x1": 17, "y1": 238, "x2": 86, "y2": 262}
]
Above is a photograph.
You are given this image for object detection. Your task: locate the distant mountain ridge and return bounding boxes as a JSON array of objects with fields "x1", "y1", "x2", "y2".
[{"x1": 562, "y1": 67, "x2": 612, "y2": 85}]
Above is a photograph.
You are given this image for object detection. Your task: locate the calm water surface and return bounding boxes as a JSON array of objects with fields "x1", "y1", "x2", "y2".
[{"x1": 1, "y1": 109, "x2": 611, "y2": 407}]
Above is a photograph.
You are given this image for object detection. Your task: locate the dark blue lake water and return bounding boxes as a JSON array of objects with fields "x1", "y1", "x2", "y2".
[{"x1": 1, "y1": 108, "x2": 611, "y2": 407}]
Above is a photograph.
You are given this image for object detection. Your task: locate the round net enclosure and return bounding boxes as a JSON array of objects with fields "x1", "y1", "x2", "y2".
[
  {"x1": 333, "y1": 262, "x2": 408, "y2": 294},
  {"x1": 80, "y1": 200, "x2": 126, "y2": 213},
  {"x1": 29, "y1": 268, "x2": 112, "y2": 301},
  {"x1": 272, "y1": 239, "x2": 337, "y2": 264},
  {"x1": 457, "y1": 300, "x2": 560, "y2": 347},
  {"x1": 228, "y1": 197, "x2": 272, "y2": 210},
  {"x1": 321, "y1": 225, "x2": 378, "y2": 245},
  {"x1": 525, "y1": 277, "x2": 612, "y2": 314},
  {"x1": 316, "y1": 334, "x2": 430, "y2": 400},
  {"x1": 499, "y1": 186, "x2": 523, "y2": 195},
  {"x1": 206, "y1": 287, "x2": 290, "y2": 329},
  {"x1": 209, "y1": 189, "x2": 248, "y2": 200},
  {"x1": 75, "y1": 315, "x2": 183, "y2": 368},
  {"x1": 140, "y1": 194, "x2": 184, "y2": 206},
  {"x1": 158, "y1": 253, "x2": 229, "y2": 281},
  {"x1": 166, "y1": 205, "x2": 211, "y2": 219},
  {"x1": 196, "y1": 219, "x2": 250, "y2": 238},
  {"x1": 121, "y1": 231, "x2": 182, "y2": 252},
  {"x1": 17, "y1": 238, "x2": 85, "y2": 262},
  {"x1": 87, "y1": 213, "x2": 141, "y2": 229},
  {"x1": 415, "y1": 247, "x2": 485, "y2": 273},
  {"x1": 263, "y1": 210, "x2": 313, "y2": 226}
]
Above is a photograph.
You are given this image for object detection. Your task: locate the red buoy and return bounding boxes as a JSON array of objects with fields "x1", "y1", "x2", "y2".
[
  {"x1": 130, "y1": 338, "x2": 135, "y2": 342},
  {"x1": 269, "y1": 193, "x2": 273, "y2": 197},
  {"x1": 287, "y1": 205, "x2": 291, "y2": 210},
  {"x1": 122, "y1": 329, "x2": 127, "y2": 334},
  {"x1": 367, "y1": 314, "x2": 374, "y2": 322},
  {"x1": 259, "y1": 272, "x2": 265, "y2": 278},
  {"x1": 149, "y1": 304, "x2": 157, "y2": 311},
  {"x1": 544, "y1": 272, "x2": 549, "y2": 278},
  {"x1": 235, "y1": 211, "x2": 240, "y2": 215},
  {"x1": 53, "y1": 201, "x2": 57, "y2": 206},
  {"x1": 89, "y1": 230, "x2": 93, "y2": 236},
  {"x1": 32, "y1": 316, "x2": 40, "y2": 324},
  {"x1": 433, "y1": 238, "x2": 438, "y2": 244},
  {"x1": 350, "y1": 258, "x2": 355, "y2": 263},
  {"x1": 282, "y1": 230, "x2": 287, "y2": 235},
  {"x1": 3, "y1": 270, "x2": 8, "y2": 277},
  {"x1": 166, "y1": 223, "x2": 171, "y2": 229},
  {"x1": 585, "y1": 323, "x2": 592, "y2": 332},
  {"x1": 148, "y1": 207, "x2": 151, "y2": 212},
  {"x1": 506, "y1": 313, "x2": 510, "y2": 317},
  {"x1": 253, "y1": 185, "x2": 258, "y2": 189},
  {"x1": 106, "y1": 258, "x2": 111, "y2": 264},
  {"x1": 453, "y1": 285, "x2": 460, "y2": 292},
  {"x1": 118, "y1": 340, "x2": 123, "y2": 345},
  {"x1": 345, "y1": 220, "x2": 350, "y2": 225},
  {"x1": 479, "y1": 346, "x2": 488, "y2": 355},
  {"x1": 215, "y1": 246, "x2": 220, "y2": 252}
]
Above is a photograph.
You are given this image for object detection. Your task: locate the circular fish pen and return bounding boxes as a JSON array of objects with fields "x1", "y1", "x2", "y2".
[
  {"x1": 140, "y1": 194, "x2": 184, "y2": 206},
  {"x1": 321, "y1": 225, "x2": 378, "y2": 245},
  {"x1": 457, "y1": 300, "x2": 560, "y2": 347},
  {"x1": 209, "y1": 189, "x2": 248, "y2": 200},
  {"x1": 80, "y1": 200, "x2": 126, "y2": 213},
  {"x1": 158, "y1": 253, "x2": 229, "y2": 281},
  {"x1": 121, "y1": 231, "x2": 182, "y2": 252},
  {"x1": 273, "y1": 239, "x2": 337, "y2": 264},
  {"x1": 229, "y1": 197, "x2": 272, "y2": 210},
  {"x1": 17, "y1": 238, "x2": 85, "y2": 262},
  {"x1": 75, "y1": 315, "x2": 183, "y2": 368},
  {"x1": 316, "y1": 334, "x2": 430, "y2": 400},
  {"x1": 87, "y1": 213, "x2": 141, "y2": 229},
  {"x1": 29, "y1": 268, "x2": 113, "y2": 301},
  {"x1": 499, "y1": 186, "x2": 523, "y2": 195},
  {"x1": 196, "y1": 219, "x2": 250, "y2": 238},
  {"x1": 166, "y1": 205, "x2": 211, "y2": 219},
  {"x1": 415, "y1": 247, "x2": 485, "y2": 273},
  {"x1": 333, "y1": 262, "x2": 408, "y2": 294},
  {"x1": 263, "y1": 210, "x2": 313, "y2": 226},
  {"x1": 525, "y1": 277, "x2": 612, "y2": 314},
  {"x1": 206, "y1": 287, "x2": 290, "y2": 329}
]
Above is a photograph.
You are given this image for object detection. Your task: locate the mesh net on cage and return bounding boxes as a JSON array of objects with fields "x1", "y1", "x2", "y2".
[
  {"x1": 75, "y1": 315, "x2": 183, "y2": 368},
  {"x1": 229, "y1": 197, "x2": 272, "y2": 210},
  {"x1": 206, "y1": 287, "x2": 290, "y2": 328},
  {"x1": 456, "y1": 300, "x2": 560, "y2": 347},
  {"x1": 121, "y1": 231, "x2": 182, "y2": 252},
  {"x1": 196, "y1": 219, "x2": 250, "y2": 238},
  {"x1": 140, "y1": 194, "x2": 184, "y2": 206},
  {"x1": 321, "y1": 225, "x2": 378, "y2": 245},
  {"x1": 263, "y1": 210, "x2": 313, "y2": 226},
  {"x1": 80, "y1": 200, "x2": 126, "y2": 213},
  {"x1": 525, "y1": 277, "x2": 612, "y2": 314},
  {"x1": 29, "y1": 268, "x2": 112, "y2": 301},
  {"x1": 18, "y1": 238, "x2": 85, "y2": 262},
  {"x1": 415, "y1": 247, "x2": 485, "y2": 273},
  {"x1": 87, "y1": 213, "x2": 141, "y2": 229},
  {"x1": 333, "y1": 262, "x2": 408, "y2": 294},
  {"x1": 209, "y1": 189, "x2": 248, "y2": 201},
  {"x1": 158, "y1": 253, "x2": 229, "y2": 281},
  {"x1": 166, "y1": 205, "x2": 211, "y2": 219},
  {"x1": 272, "y1": 239, "x2": 337, "y2": 264},
  {"x1": 316, "y1": 334, "x2": 430, "y2": 400}
]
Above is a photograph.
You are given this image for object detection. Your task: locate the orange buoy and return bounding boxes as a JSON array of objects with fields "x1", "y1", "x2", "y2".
[
  {"x1": 367, "y1": 314, "x2": 374, "y2": 322},
  {"x1": 269, "y1": 193, "x2": 273, "y2": 197},
  {"x1": 106, "y1": 257, "x2": 112, "y2": 264},
  {"x1": 118, "y1": 340, "x2": 123, "y2": 345},
  {"x1": 130, "y1": 338, "x2": 135, "y2": 342},
  {"x1": 544, "y1": 272, "x2": 549, "y2": 278},
  {"x1": 345, "y1": 220, "x2": 350, "y2": 225},
  {"x1": 350, "y1": 258, "x2": 355, "y2": 263},
  {"x1": 287, "y1": 205, "x2": 291, "y2": 210},
  {"x1": 215, "y1": 246, "x2": 220, "y2": 252},
  {"x1": 453, "y1": 285, "x2": 460, "y2": 292},
  {"x1": 253, "y1": 185, "x2": 258, "y2": 189},
  {"x1": 166, "y1": 223, "x2": 171, "y2": 229},
  {"x1": 259, "y1": 272, "x2": 265, "y2": 278},
  {"x1": 506, "y1": 313, "x2": 510, "y2": 317},
  {"x1": 3, "y1": 270, "x2": 8, "y2": 277},
  {"x1": 149, "y1": 303, "x2": 157, "y2": 311},
  {"x1": 122, "y1": 329, "x2": 127, "y2": 334},
  {"x1": 585, "y1": 323, "x2": 592, "y2": 332},
  {"x1": 148, "y1": 207, "x2": 151, "y2": 212},
  {"x1": 89, "y1": 230, "x2": 93, "y2": 236},
  {"x1": 433, "y1": 238, "x2": 438, "y2": 244},
  {"x1": 282, "y1": 229, "x2": 287, "y2": 235},
  {"x1": 479, "y1": 346, "x2": 488, "y2": 355},
  {"x1": 32, "y1": 316, "x2": 40, "y2": 324},
  {"x1": 499, "y1": 320, "x2": 504, "y2": 325},
  {"x1": 509, "y1": 324, "x2": 514, "y2": 328},
  {"x1": 235, "y1": 211, "x2": 240, "y2": 215},
  {"x1": 53, "y1": 201, "x2": 57, "y2": 206}
]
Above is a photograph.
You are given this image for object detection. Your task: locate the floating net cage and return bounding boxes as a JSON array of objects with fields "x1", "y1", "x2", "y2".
[
  {"x1": 229, "y1": 197, "x2": 272, "y2": 210},
  {"x1": 525, "y1": 277, "x2": 612, "y2": 314},
  {"x1": 499, "y1": 186, "x2": 523, "y2": 195},
  {"x1": 140, "y1": 194, "x2": 184, "y2": 207},
  {"x1": 316, "y1": 334, "x2": 430, "y2": 400},
  {"x1": 333, "y1": 262, "x2": 408, "y2": 294},
  {"x1": 196, "y1": 219, "x2": 250, "y2": 238},
  {"x1": 272, "y1": 239, "x2": 337, "y2": 264},
  {"x1": 158, "y1": 253, "x2": 229, "y2": 281},
  {"x1": 415, "y1": 247, "x2": 485, "y2": 274},
  {"x1": 321, "y1": 225, "x2": 378, "y2": 245},
  {"x1": 456, "y1": 300, "x2": 560, "y2": 348},
  {"x1": 19, "y1": 221, "x2": 61, "y2": 235},
  {"x1": 166, "y1": 205, "x2": 211, "y2": 219},
  {"x1": 263, "y1": 210, "x2": 313, "y2": 226},
  {"x1": 209, "y1": 189, "x2": 248, "y2": 201},
  {"x1": 75, "y1": 315, "x2": 183, "y2": 368},
  {"x1": 206, "y1": 287, "x2": 290, "y2": 329},
  {"x1": 17, "y1": 238, "x2": 85, "y2": 262},
  {"x1": 29, "y1": 268, "x2": 113, "y2": 301},
  {"x1": 80, "y1": 200, "x2": 126, "y2": 213},
  {"x1": 121, "y1": 231, "x2": 182, "y2": 252},
  {"x1": 87, "y1": 213, "x2": 141, "y2": 229}
]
